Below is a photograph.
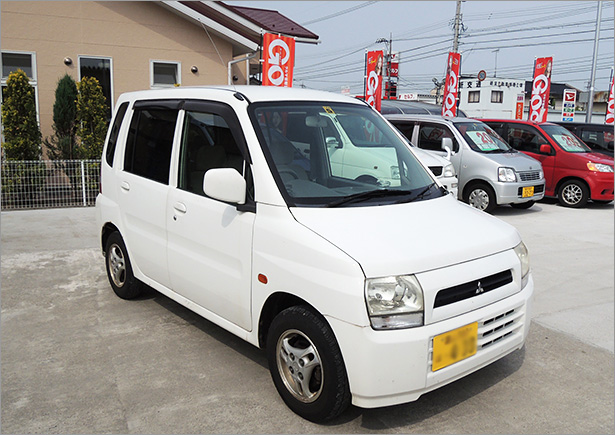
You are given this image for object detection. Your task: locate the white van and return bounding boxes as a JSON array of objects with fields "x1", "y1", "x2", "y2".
[
  {"x1": 96, "y1": 86, "x2": 533, "y2": 422},
  {"x1": 386, "y1": 115, "x2": 546, "y2": 212}
]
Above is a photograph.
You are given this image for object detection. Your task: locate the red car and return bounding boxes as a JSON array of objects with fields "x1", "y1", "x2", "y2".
[{"x1": 482, "y1": 119, "x2": 614, "y2": 207}]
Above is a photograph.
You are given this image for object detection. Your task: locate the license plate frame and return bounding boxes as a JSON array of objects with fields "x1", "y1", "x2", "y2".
[
  {"x1": 432, "y1": 322, "x2": 478, "y2": 372},
  {"x1": 522, "y1": 186, "x2": 535, "y2": 198}
]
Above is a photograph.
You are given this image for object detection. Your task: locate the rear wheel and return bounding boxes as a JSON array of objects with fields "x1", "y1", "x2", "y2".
[
  {"x1": 266, "y1": 306, "x2": 350, "y2": 422},
  {"x1": 464, "y1": 183, "x2": 496, "y2": 213},
  {"x1": 558, "y1": 180, "x2": 589, "y2": 208},
  {"x1": 105, "y1": 232, "x2": 143, "y2": 299}
]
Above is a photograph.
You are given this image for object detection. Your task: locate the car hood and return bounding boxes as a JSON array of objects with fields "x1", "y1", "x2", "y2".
[
  {"x1": 290, "y1": 195, "x2": 520, "y2": 278},
  {"x1": 584, "y1": 152, "x2": 614, "y2": 164},
  {"x1": 485, "y1": 151, "x2": 543, "y2": 171}
]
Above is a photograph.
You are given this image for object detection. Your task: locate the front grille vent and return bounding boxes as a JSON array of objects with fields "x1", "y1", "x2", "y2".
[
  {"x1": 517, "y1": 184, "x2": 544, "y2": 196},
  {"x1": 434, "y1": 270, "x2": 513, "y2": 308},
  {"x1": 518, "y1": 171, "x2": 541, "y2": 181}
]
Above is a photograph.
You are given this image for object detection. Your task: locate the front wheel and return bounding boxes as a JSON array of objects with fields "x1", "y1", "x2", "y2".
[
  {"x1": 464, "y1": 183, "x2": 496, "y2": 213},
  {"x1": 266, "y1": 306, "x2": 350, "y2": 422},
  {"x1": 558, "y1": 180, "x2": 589, "y2": 208}
]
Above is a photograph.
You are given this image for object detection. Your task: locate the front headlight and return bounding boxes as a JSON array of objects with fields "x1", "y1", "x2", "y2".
[
  {"x1": 498, "y1": 167, "x2": 517, "y2": 182},
  {"x1": 365, "y1": 275, "x2": 424, "y2": 330},
  {"x1": 587, "y1": 162, "x2": 614, "y2": 173},
  {"x1": 513, "y1": 242, "x2": 530, "y2": 288},
  {"x1": 443, "y1": 163, "x2": 456, "y2": 178}
]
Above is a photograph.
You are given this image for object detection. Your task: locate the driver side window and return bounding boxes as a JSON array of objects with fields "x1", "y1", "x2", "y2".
[{"x1": 417, "y1": 123, "x2": 459, "y2": 153}]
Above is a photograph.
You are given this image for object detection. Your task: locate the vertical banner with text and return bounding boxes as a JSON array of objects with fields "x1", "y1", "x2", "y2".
[
  {"x1": 606, "y1": 69, "x2": 614, "y2": 125},
  {"x1": 515, "y1": 94, "x2": 525, "y2": 119},
  {"x1": 365, "y1": 50, "x2": 383, "y2": 112},
  {"x1": 262, "y1": 33, "x2": 295, "y2": 87},
  {"x1": 528, "y1": 57, "x2": 553, "y2": 123},
  {"x1": 561, "y1": 89, "x2": 577, "y2": 122},
  {"x1": 441, "y1": 52, "x2": 461, "y2": 118}
]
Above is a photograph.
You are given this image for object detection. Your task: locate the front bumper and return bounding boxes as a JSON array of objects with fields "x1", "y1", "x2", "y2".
[
  {"x1": 494, "y1": 180, "x2": 545, "y2": 205},
  {"x1": 586, "y1": 172, "x2": 615, "y2": 201},
  {"x1": 328, "y1": 275, "x2": 534, "y2": 409}
]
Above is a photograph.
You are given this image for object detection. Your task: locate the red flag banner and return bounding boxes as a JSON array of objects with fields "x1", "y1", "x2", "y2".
[
  {"x1": 606, "y1": 71, "x2": 614, "y2": 125},
  {"x1": 365, "y1": 50, "x2": 384, "y2": 112},
  {"x1": 528, "y1": 57, "x2": 553, "y2": 123},
  {"x1": 441, "y1": 52, "x2": 461, "y2": 118},
  {"x1": 262, "y1": 33, "x2": 295, "y2": 87}
]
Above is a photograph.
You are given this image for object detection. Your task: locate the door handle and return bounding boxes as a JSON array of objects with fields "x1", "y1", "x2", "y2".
[
  {"x1": 120, "y1": 181, "x2": 130, "y2": 191},
  {"x1": 173, "y1": 202, "x2": 187, "y2": 214}
]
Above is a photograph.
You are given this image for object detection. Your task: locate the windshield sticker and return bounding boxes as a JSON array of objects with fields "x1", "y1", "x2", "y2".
[
  {"x1": 467, "y1": 131, "x2": 499, "y2": 151},
  {"x1": 323, "y1": 106, "x2": 335, "y2": 114},
  {"x1": 553, "y1": 134, "x2": 586, "y2": 152}
]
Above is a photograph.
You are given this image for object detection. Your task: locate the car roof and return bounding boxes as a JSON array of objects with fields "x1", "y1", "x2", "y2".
[
  {"x1": 385, "y1": 114, "x2": 481, "y2": 124},
  {"x1": 117, "y1": 85, "x2": 368, "y2": 105},
  {"x1": 380, "y1": 99, "x2": 467, "y2": 117}
]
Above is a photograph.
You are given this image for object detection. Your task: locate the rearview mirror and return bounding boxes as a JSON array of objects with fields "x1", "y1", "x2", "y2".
[
  {"x1": 203, "y1": 168, "x2": 246, "y2": 205},
  {"x1": 539, "y1": 144, "x2": 552, "y2": 155},
  {"x1": 441, "y1": 137, "x2": 453, "y2": 160}
]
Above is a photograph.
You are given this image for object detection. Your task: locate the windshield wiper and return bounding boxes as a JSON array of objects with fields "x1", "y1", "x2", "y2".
[
  {"x1": 396, "y1": 182, "x2": 441, "y2": 204},
  {"x1": 326, "y1": 189, "x2": 412, "y2": 207}
]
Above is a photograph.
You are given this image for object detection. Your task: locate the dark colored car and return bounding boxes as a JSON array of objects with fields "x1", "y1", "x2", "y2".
[
  {"x1": 553, "y1": 122, "x2": 614, "y2": 157},
  {"x1": 483, "y1": 119, "x2": 614, "y2": 207}
]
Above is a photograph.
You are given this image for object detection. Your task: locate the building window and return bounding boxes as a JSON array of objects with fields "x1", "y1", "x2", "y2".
[
  {"x1": 468, "y1": 91, "x2": 480, "y2": 103},
  {"x1": 491, "y1": 90, "x2": 503, "y2": 103},
  {"x1": 1, "y1": 51, "x2": 39, "y2": 122},
  {"x1": 151, "y1": 61, "x2": 180, "y2": 87},
  {"x1": 79, "y1": 56, "x2": 113, "y2": 119}
]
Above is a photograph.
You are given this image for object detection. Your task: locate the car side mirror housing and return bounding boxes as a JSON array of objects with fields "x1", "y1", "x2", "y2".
[
  {"x1": 539, "y1": 144, "x2": 552, "y2": 155},
  {"x1": 441, "y1": 137, "x2": 453, "y2": 160},
  {"x1": 203, "y1": 168, "x2": 246, "y2": 205},
  {"x1": 326, "y1": 137, "x2": 342, "y2": 149}
]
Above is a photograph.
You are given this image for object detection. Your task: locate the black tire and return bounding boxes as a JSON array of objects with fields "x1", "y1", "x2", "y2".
[
  {"x1": 105, "y1": 232, "x2": 143, "y2": 299},
  {"x1": 511, "y1": 200, "x2": 535, "y2": 210},
  {"x1": 463, "y1": 182, "x2": 497, "y2": 213},
  {"x1": 266, "y1": 306, "x2": 350, "y2": 422},
  {"x1": 558, "y1": 180, "x2": 589, "y2": 208}
]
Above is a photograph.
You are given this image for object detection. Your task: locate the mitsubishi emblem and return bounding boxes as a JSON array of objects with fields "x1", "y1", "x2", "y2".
[{"x1": 476, "y1": 281, "x2": 484, "y2": 295}]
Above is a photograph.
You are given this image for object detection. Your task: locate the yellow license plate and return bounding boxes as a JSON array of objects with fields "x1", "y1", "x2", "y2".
[
  {"x1": 522, "y1": 186, "x2": 535, "y2": 198},
  {"x1": 432, "y1": 323, "x2": 478, "y2": 372}
]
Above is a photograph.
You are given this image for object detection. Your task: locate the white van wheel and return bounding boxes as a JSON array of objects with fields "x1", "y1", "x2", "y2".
[
  {"x1": 266, "y1": 306, "x2": 350, "y2": 422},
  {"x1": 105, "y1": 232, "x2": 143, "y2": 300}
]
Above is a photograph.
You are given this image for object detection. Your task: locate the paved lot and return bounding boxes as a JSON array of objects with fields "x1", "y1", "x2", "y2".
[{"x1": 1, "y1": 199, "x2": 613, "y2": 434}]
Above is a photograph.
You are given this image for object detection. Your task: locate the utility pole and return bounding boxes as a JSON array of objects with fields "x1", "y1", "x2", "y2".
[
  {"x1": 586, "y1": 1, "x2": 603, "y2": 122},
  {"x1": 453, "y1": 0, "x2": 462, "y2": 53}
]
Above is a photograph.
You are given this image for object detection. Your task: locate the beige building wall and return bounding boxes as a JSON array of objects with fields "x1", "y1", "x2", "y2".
[{"x1": 1, "y1": 1, "x2": 236, "y2": 151}]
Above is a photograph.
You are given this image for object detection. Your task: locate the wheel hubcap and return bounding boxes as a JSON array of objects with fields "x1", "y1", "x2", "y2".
[
  {"x1": 276, "y1": 329, "x2": 323, "y2": 403},
  {"x1": 108, "y1": 244, "x2": 126, "y2": 288},
  {"x1": 562, "y1": 184, "x2": 582, "y2": 205},
  {"x1": 468, "y1": 189, "x2": 490, "y2": 211}
]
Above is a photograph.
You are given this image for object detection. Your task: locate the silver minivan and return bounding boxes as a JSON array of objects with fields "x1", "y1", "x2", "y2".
[{"x1": 386, "y1": 115, "x2": 545, "y2": 212}]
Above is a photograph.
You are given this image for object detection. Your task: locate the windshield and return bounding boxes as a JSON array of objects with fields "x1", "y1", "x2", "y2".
[
  {"x1": 541, "y1": 124, "x2": 592, "y2": 153},
  {"x1": 250, "y1": 102, "x2": 442, "y2": 207},
  {"x1": 454, "y1": 121, "x2": 513, "y2": 153}
]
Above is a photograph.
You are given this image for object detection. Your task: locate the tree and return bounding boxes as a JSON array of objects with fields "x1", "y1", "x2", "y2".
[
  {"x1": 1, "y1": 69, "x2": 42, "y2": 160},
  {"x1": 76, "y1": 76, "x2": 108, "y2": 160},
  {"x1": 45, "y1": 74, "x2": 78, "y2": 160}
]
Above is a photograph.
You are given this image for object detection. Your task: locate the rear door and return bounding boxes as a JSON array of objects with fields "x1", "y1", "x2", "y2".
[
  {"x1": 118, "y1": 100, "x2": 180, "y2": 288},
  {"x1": 166, "y1": 101, "x2": 255, "y2": 331}
]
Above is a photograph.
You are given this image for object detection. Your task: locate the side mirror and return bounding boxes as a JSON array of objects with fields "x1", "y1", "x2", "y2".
[
  {"x1": 441, "y1": 137, "x2": 453, "y2": 160},
  {"x1": 539, "y1": 144, "x2": 552, "y2": 155},
  {"x1": 203, "y1": 168, "x2": 246, "y2": 205},
  {"x1": 326, "y1": 137, "x2": 342, "y2": 149}
]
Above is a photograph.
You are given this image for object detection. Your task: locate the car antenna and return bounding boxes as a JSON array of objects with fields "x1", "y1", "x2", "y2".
[{"x1": 199, "y1": 18, "x2": 237, "y2": 93}]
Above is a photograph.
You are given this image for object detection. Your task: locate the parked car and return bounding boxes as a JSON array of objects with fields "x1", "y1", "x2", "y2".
[
  {"x1": 553, "y1": 121, "x2": 614, "y2": 157},
  {"x1": 483, "y1": 119, "x2": 614, "y2": 207},
  {"x1": 380, "y1": 99, "x2": 468, "y2": 117},
  {"x1": 385, "y1": 114, "x2": 545, "y2": 213},
  {"x1": 96, "y1": 86, "x2": 534, "y2": 422}
]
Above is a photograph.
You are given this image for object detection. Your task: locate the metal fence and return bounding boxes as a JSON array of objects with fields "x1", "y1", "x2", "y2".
[{"x1": 1, "y1": 160, "x2": 101, "y2": 210}]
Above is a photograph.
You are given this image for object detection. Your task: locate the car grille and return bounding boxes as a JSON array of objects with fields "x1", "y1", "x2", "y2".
[
  {"x1": 479, "y1": 307, "x2": 523, "y2": 350},
  {"x1": 429, "y1": 166, "x2": 443, "y2": 176},
  {"x1": 517, "y1": 184, "x2": 544, "y2": 196},
  {"x1": 433, "y1": 270, "x2": 513, "y2": 308},
  {"x1": 518, "y1": 171, "x2": 541, "y2": 181}
]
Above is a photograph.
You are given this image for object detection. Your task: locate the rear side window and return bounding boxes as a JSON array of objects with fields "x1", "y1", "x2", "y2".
[
  {"x1": 105, "y1": 102, "x2": 129, "y2": 167},
  {"x1": 124, "y1": 107, "x2": 178, "y2": 184}
]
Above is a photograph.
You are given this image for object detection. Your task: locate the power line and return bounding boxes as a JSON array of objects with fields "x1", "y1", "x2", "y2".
[{"x1": 300, "y1": 1, "x2": 378, "y2": 26}]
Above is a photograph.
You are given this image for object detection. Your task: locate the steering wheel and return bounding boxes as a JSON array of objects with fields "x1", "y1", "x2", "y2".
[{"x1": 279, "y1": 168, "x2": 299, "y2": 180}]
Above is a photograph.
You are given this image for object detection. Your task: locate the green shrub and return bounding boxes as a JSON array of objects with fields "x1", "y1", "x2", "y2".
[
  {"x1": 45, "y1": 74, "x2": 78, "y2": 160},
  {"x1": 76, "y1": 77, "x2": 108, "y2": 160}
]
